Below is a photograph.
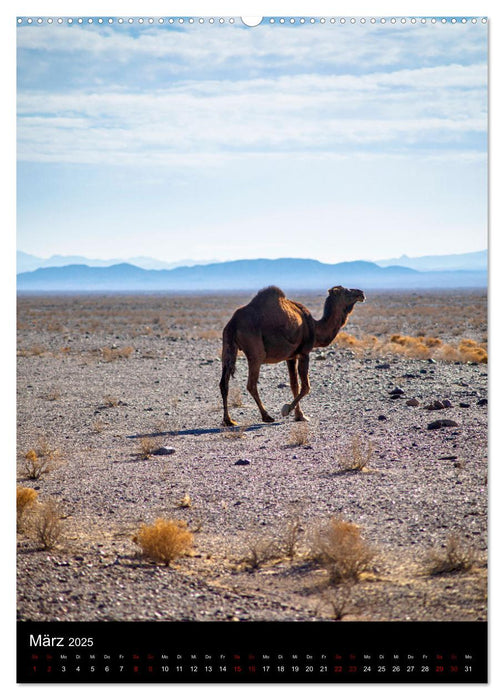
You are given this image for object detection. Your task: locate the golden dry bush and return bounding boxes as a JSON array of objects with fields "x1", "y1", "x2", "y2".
[
  {"x1": 101, "y1": 345, "x2": 134, "y2": 362},
  {"x1": 458, "y1": 339, "x2": 488, "y2": 364},
  {"x1": 339, "y1": 435, "x2": 373, "y2": 472},
  {"x1": 16, "y1": 486, "x2": 38, "y2": 530},
  {"x1": 426, "y1": 535, "x2": 477, "y2": 576},
  {"x1": 289, "y1": 422, "x2": 310, "y2": 447},
  {"x1": 21, "y1": 440, "x2": 61, "y2": 480},
  {"x1": 134, "y1": 519, "x2": 194, "y2": 565},
  {"x1": 138, "y1": 437, "x2": 159, "y2": 460},
  {"x1": 33, "y1": 500, "x2": 65, "y2": 550},
  {"x1": 310, "y1": 518, "x2": 375, "y2": 584}
]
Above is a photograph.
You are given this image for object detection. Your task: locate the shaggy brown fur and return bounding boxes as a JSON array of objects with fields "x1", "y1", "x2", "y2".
[{"x1": 220, "y1": 285, "x2": 365, "y2": 426}]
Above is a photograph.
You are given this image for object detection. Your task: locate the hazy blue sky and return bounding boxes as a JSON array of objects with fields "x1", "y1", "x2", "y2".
[{"x1": 17, "y1": 17, "x2": 488, "y2": 263}]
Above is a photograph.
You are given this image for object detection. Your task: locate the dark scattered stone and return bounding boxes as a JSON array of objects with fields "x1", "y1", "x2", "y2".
[
  {"x1": 419, "y1": 369, "x2": 427, "y2": 374},
  {"x1": 315, "y1": 353, "x2": 327, "y2": 360},
  {"x1": 402, "y1": 373, "x2": 418, "y2": 379},
  {"x1": 427, "y1": 419, "x2": 459, "y2": 430},
  {"x1": 427, "y1": 358, "x2": 437, "y2": 364},
  {"x1": 152, "y1": 446, "x2": 176, "y2": 455},
  {"x1": 442, "y1": 399, "x2": 452, "y2": 408},
  {"x1": 377, "y1": 414, "x2": 388, "y2": 421},
  {"x1": 425, "y1": 400, "x2": 445, "y2": 411},
  {"x1": 477, "y1": 398, "x2": 488, "y2": 406},
  {"x1": 375, "y1": 363, "x2": 391, "y2": 369},
  {"x1": 235, "y1": 458, "x2": 251, "y2": 466},
  {"x1": 438, "y1": 455, "x2": 458, "y2": 461},
  {"x1": 459, "y1": 402, "x2": 470, "y2": 408},
  {"x1": 277, "y1": 382, "x2": 288, "y2": 389},
  {"x1": 406, "y1": 398, "x2": 420, "y2": 407},
  {"x1": 389, "y1": 387, "x2": 405, "y2": 396},
  {"x1": 390, "y1": 394, "x2": 403, "y2": 400}
]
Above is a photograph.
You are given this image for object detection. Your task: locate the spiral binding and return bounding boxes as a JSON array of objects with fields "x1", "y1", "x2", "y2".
[{"x1": 17, "y1": 17, "x2": 488, "y2": 26}]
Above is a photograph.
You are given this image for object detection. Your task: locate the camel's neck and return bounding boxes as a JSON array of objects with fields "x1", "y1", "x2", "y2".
[{"x1": 314, "y1": 300, "x2": 354, "y2": 348}]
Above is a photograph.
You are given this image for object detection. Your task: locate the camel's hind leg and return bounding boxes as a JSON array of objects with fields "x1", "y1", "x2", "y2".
[
  {"x1": 246, "y1": 356, "x2": 275, "y2": 423},
  {"x1": 220, "y1": 365, "x2": 237, "y2": 426},
  {"x1": 286, "y1": 359, "x2": 308, "y2": 421},
  {"x1": 282, "y1": 355, "x2": 310, "y2": 418}
]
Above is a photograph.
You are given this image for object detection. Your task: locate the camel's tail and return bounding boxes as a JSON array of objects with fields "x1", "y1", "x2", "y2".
[
  {"x1": 220, "y1": 319, "x2": 239, "y2": 424},
  {"x1": 220, "y1": 318, "x2": 239, "y2": 381}
]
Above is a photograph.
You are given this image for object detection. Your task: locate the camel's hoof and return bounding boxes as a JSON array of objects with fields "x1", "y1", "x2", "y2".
[
  {"x1": 262, "y1": 414, "x2": 275, "y2": 423},
  {"x1": 281, "y1": 403, "x2": 291, "y2": 417},
  {"x1": 222, "y1": 418, "x2": 238, "y2": 427},
  {"x1": 295, "y1": 414, "x2": 310, "y2": 422}
]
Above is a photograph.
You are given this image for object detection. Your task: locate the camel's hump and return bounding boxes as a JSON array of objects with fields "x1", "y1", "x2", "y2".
[{"x1": 250, "y1": 285, "x2": 286, "y2": 303}]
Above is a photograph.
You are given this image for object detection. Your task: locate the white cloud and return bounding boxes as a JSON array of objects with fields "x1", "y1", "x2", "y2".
[{"x1": 17, "y1": 60, "x2": 486, "y2": 166}]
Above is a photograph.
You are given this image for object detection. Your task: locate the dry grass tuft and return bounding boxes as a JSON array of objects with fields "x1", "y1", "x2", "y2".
[
  {"x1": 101, "y1": 345, "x2": 134, "y2": 362},
  {"x1": 339, "y1": 435, "x2": 373, "y2": 472},
  {"x1": 310, "y1": 518, "x2": 375, "y2": 584},
  {"x1": 316, "y1": 585, "x2": 354, "y2": 620},
  {"x1": 103, "y1": 395, "x2": 120, "y2": 408},
  {"x1": 33, "y1": 500, "x2": 65, "y2": 550},
  {"x1": 240, "y1": 536, "x2": 280, "y2": 570},
  {"x1": 277, "y1": 515, "x2": 303, "y2": 559},
  {"x1": 228, "y1": 386, "x2": 243, "y2": 408},
  {"x1": 333, "y1": 330, "x2": 487, "y2": 364},
  {"x1": 288, "y1": 423, "x2": 310, "y2": 446},
  {"x1": 138, "y1": 437, "x2": 159, "y2": 460},
  {"x1": 426, "y1": 535, "x2": 477, "y2": 576},
  {"x1": 21, "y1": 439, "x2": 62, "y2": 479},
  {"x1": 16, "y1": 486, "x2": 38, "y2": 530},
  {"x1": 133, "y1": 519, "x2": 194, "y2": 565}
]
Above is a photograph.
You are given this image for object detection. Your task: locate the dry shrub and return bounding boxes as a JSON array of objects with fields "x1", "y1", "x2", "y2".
[
  {"x1": 310, "y1": 518, "x2": 375, "y2": 584},
  {"x1": 16, "y1": 486, "x2": 38, "y2": 530},
  {"x1": 103, "y1": 394, "x2": 120, "y2": 407},
  {"x1": 333, "y1": 331, "x2": 487, "y2": 364},
  {"x1": 339, "y1": 435, "x2": 373, "y2": 472},
  {"x1": 229, "y1": 386, "x2": 243, "y2": 408},
  {"x1": 33, "y1": 500, "x2": 65, "y2": 550},
  {"x1": 198, "y1": 329, "x2": 221, "y2": 340},
  {"x1": 289, "y1": 422, "x2": 310, "y2": 446},
  {"x1": 241, "y1": 536, "x2": 279, "y2": 570},
  {"x1": 221, "y1": 424, "x2": 248, "y2": 440},
  {"x1": 138, "y1": 437, "x2": 159, "y2": 460},
  {"x1": 17, "y1": 345, "x2": 46, "y2": 357},
  {"x1": 277, "y1": 515, "x2": 303, "y2": 559},
  {"x1": 101, "y1": 346, "x2": 134, "y2": 362},
  {"x1": 426, "y1": 535, "x2": 477, "y2": 576},
  {"x1": 457, "y1": 339, "x2": 488, "y2": 364},
  {"x1": 21, "y1": 440, "x2": 61, "y2": 479},
  {"x1": 317, "y1": 585, "x2": 354, "y2": 620},
  {"x1": 134, "y1": 519, "x2": 194, "y2": 565}
]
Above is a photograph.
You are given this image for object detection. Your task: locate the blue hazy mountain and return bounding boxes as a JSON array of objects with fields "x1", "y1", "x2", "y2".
[
  {"x1": 16, "y1": 257, "x2": 487, "y2": 292},
  {"x1": 373, "y1": 250, "x2": 487, "y2": 272},
  {"x1": 16, "y1": 250, "x2": 216, "y2": 273}
]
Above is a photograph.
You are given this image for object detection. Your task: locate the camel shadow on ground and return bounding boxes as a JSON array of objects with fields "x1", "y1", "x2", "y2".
[{"x1": 126, "y1": 423, "x2": 280, "y2": 440}]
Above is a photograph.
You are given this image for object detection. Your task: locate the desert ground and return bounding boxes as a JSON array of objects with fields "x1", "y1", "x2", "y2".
[{"x1": 16, "y1": 289, "x2": 487, "y2": 622}]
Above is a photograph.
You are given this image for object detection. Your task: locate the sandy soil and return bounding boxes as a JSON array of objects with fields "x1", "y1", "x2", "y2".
[{"x1": 16, "y1": 291, "x2": 487, "y2": 622}]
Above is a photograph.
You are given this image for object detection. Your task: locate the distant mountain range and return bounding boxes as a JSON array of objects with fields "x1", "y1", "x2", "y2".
[
  {"x1": 16, "y1": 251, "x2": 217, "y2": 274},
  {"x1": 17, "y1": 249, "x2": 487, "y2": 275},
  {"x1": 374, "y1": 250, "x2": 487, "y2": 271},
  {"x1": 16, "y1": 256, "x2": 487, "y2": 292}
]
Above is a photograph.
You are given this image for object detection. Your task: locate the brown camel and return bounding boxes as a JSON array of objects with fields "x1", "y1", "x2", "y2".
[{"x1": 220, "y1": 285, "x2": 365, "y2": 426}]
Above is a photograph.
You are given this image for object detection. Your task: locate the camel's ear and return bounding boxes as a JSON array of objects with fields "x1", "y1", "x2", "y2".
[{"x1": 328, "y1": 286, "x2": 343, "y2": 295}]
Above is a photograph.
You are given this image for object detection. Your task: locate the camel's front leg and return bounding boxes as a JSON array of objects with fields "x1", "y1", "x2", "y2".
[
  {"x1": 282, "y1": 355, "x2": 310, "y2": 418},
  {"x1": 246, "y1": 357, "x2": 275, "y2": 423},
  {"x1": 286, "y1": 358, "x2": 308, "y2": 421}
]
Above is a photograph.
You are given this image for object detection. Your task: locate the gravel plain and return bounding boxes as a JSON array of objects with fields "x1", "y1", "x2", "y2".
[{"x1": 16, "y1": 291, "x2": 487, "y2": 622}]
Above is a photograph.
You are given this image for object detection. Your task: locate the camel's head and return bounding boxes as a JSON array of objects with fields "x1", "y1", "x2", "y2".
[{"x1": 328, "y1": 285, "x2": 366, "y2": 304}]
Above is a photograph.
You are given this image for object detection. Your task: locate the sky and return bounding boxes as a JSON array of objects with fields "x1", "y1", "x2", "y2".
[{"x1": 16, "y1": 15, "x2": 488, "y2": 264}]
